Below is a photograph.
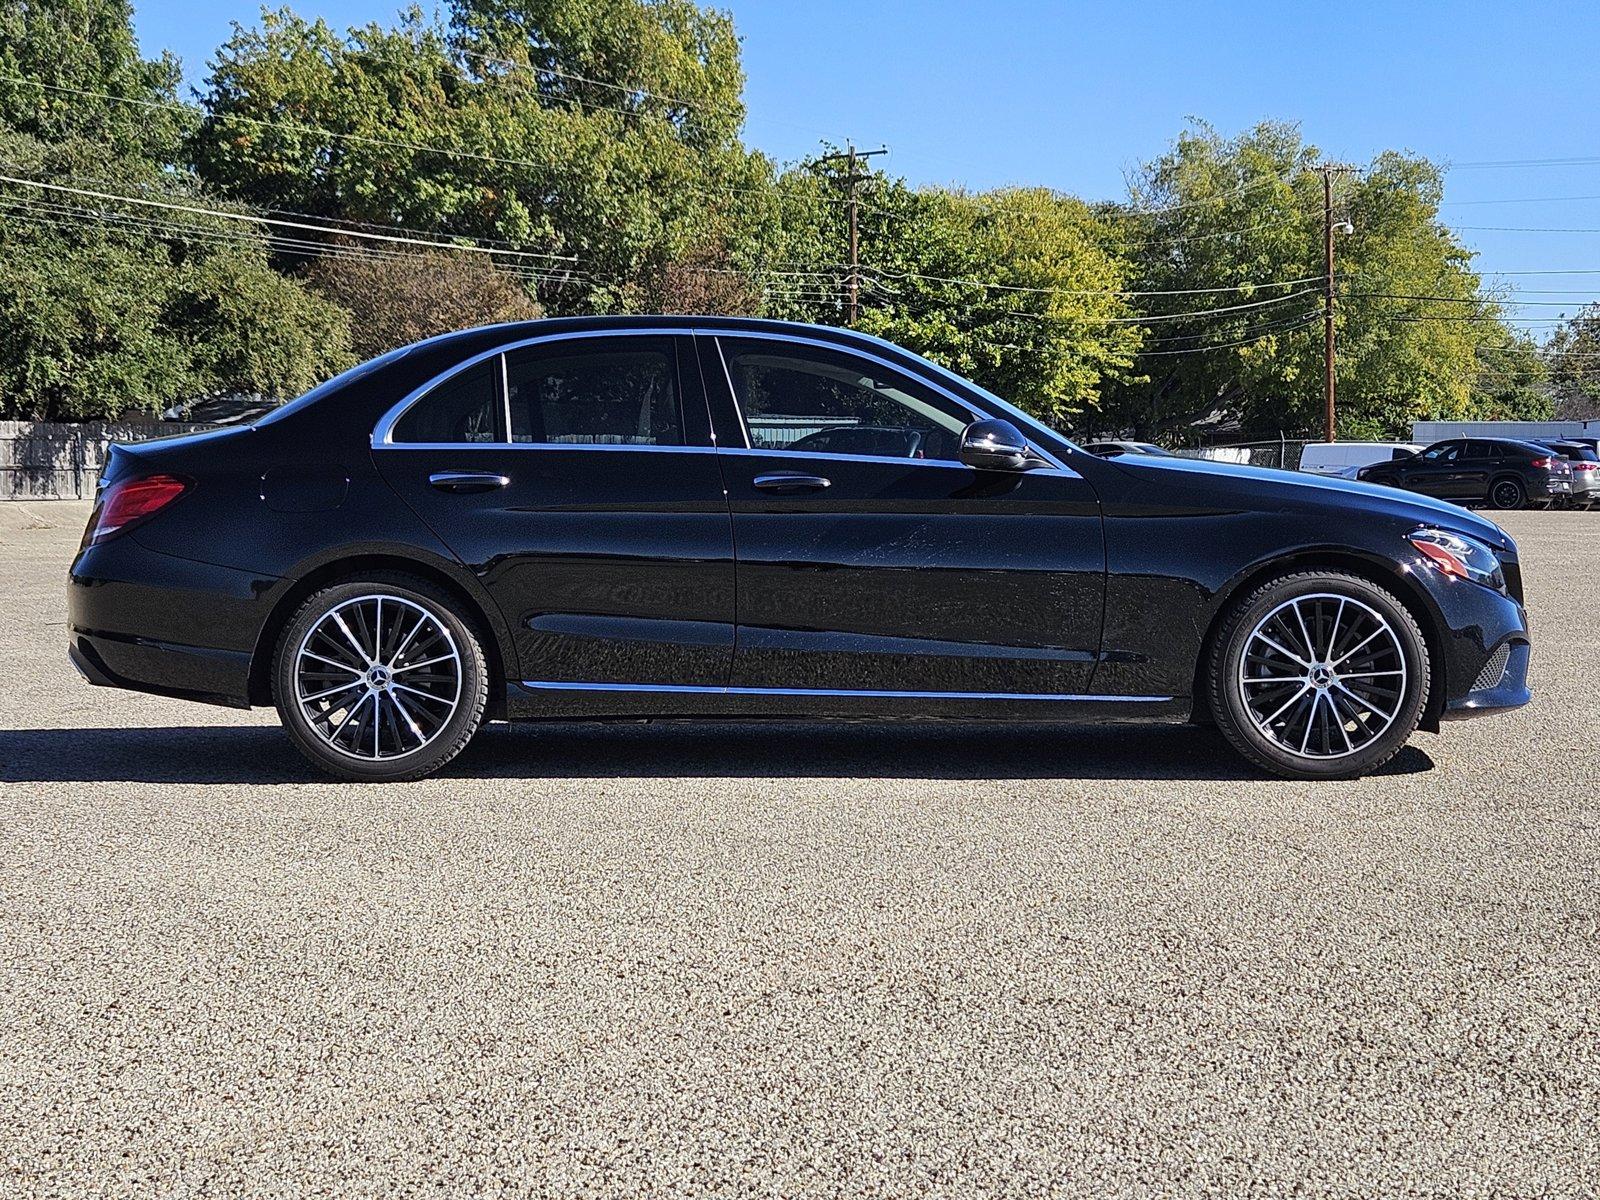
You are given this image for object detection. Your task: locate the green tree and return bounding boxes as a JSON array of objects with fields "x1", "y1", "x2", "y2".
[
  {"x1": 0, "y1": 168, "x2": 352, "y2": 419},
  {"x1": 1544, "y1": 303, "x2": 1600, "y2": 419},
  {"x1": 0, "y1": 0, "x2": 353, "y2": 419},
  {"x1": 1100, "y1": 121, "x2": 1544, "y2": 440},
  {"x1": 189, "y1": 1, "x2": 774, "y2": 315},
  {"x1": 0, "y1": 0, "x2": 191, "y2": 163},
  {"x1": 757, "y1": 163, "x2": 1143, "y2": 424}
]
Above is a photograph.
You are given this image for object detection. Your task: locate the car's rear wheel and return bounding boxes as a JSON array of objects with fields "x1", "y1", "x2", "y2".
[
  {"x1": 1207, "y1": 571, "x2": 1430, "y2": 779},
  {"x1": 273, "y1": 576, "x2": 488, "y2": 782},
  {"x1": 1489, "y1": 477, "x2": 1526, "y2": 510}
]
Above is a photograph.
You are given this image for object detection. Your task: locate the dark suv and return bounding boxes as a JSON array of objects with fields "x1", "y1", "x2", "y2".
[{"x1": 1358, "y1": 437, "x2": 1572, "y2": 510}]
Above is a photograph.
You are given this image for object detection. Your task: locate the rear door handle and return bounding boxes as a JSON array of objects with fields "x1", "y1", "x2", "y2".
[
  {"x1": 753, "y1": 472, "x2": 831, "y2": 492},
  {"x1": 429, "y1": 470, "x2": 510, "y2": 493}
]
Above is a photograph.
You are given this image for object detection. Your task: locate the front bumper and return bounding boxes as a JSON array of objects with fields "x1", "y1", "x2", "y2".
[
  {"x1": 1442, "y1": 638, "x2": 1532, "y2": 720},
  {"x1": 1411, "y1": 552, "x2": 1532, "y2": 725}
]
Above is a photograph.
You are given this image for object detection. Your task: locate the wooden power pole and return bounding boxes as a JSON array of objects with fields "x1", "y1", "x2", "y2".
[
  {"x1": 820, "y1": 142, "x2": 887, "y2": 325},
  {"x1": 1319, "y1": 164, "x2": 1355, "y2": 442}
]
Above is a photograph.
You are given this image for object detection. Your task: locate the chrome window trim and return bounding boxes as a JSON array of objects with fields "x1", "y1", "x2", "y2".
[
  {"x1": 372, "y1": 328, "x2": 698, "y2": 449},
  {"x1": 374, "y1": 442, "x2": 721, "y2": 455},
  {"x1": 369, "y1": 324, "x2": 1074, "y2": 476},
  {"x1": 705, "y1": 329, "x2": 1073, "y2": 474},
  {"x1": 713, "y1": 445, "x2": 1071, "y2": 475}
]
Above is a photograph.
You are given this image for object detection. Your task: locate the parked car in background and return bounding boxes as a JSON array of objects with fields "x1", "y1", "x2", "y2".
[
  {"x1": 1082, "y1": 440, "x2": 1173, "y2": 458},
  {"x1": 1537, "y1": 440, "x2": 1600, "y2": 509},
  {"x1": 1358, "y1": 437, "x2": 1572, "y2": 509},
  {"x1": 1300, "y1": 441, "x2": 1424, "y2": 479},
  {"x1": 68, "y1": 317, "x2": 1532, "y2": 783}
]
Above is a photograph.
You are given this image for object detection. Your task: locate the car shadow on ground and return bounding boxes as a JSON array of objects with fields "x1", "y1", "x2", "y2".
[{"x1": 0, "y1": 721, "x2": 1435, "y2": 785}]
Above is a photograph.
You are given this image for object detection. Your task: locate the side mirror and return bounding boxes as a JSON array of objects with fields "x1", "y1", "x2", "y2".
[{"x1": 959, "y1": 419, "x2": 1037, "y2": 472}]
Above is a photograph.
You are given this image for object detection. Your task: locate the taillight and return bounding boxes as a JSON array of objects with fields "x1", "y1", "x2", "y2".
[
  {"x1": 82, "y1": 474, "x2": 190, "y2": 547},
  {"x1": 1530, "y1": 456, "x2": 1554, "y2": 469}
]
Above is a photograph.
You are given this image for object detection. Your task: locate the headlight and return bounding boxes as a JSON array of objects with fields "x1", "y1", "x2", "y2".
[{"x1": 1408, "y1": 528, "x2": 1505, "y2": 591}]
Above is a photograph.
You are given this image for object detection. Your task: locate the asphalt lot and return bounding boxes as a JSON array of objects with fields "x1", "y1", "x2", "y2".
[{"x1": 2, "y1": 501, "x2": 1597, "y2": 1198}]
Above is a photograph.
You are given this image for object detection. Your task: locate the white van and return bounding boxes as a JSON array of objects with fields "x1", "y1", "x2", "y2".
[{"x1": 1299, "y1": 442, "x2": 1424, "y2": 479}]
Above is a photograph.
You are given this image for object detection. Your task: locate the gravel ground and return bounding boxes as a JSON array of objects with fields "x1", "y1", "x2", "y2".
[{"x1": 1, "y1": 501, "x2": 1597, "y2": 1198}]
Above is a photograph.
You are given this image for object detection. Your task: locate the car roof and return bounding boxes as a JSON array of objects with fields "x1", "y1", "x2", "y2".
[{"x1": 388, "y1": 314, "x2": 908, "y2": 355}]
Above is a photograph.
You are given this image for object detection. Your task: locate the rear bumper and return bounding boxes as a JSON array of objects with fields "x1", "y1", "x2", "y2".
[
  {"x1": 68, "y1": 631, "x2": 253, "y2": 709},
  {"x1": 67, "y1": 535, "x2": 280, "y2": 709}
]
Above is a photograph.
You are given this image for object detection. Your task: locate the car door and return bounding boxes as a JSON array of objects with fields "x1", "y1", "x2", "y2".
[
  {"x1": 372, "y1": 332, "x2": 735, "y2": 688},
  {"x1": 700, "y1": 332, "x2": 1105, "y2": 696},
  {"x1": 1449, "y1": 441, "x2": 1499, "y2": 499},
  {"x1": 1401, "y1": 441, "x2": 1464, "y2": 495}
]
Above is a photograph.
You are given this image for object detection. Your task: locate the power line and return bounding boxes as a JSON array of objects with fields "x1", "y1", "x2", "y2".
[
  {"x1": 1349, "y1": 292, "x2": 1588, "y2": 308},
  {"x1": 0, "y1": 174, "x2": 577, "y2": 262},
  {"x1": 1136, "y1": 313, "x2": 1322, "y2": 356},
  {"x1": 865, "y1": 267, "x2": 1327, "y2": 298},
  {"x1": 1449, "y1": 156, "x2": 1600, "y2": 169},
  {"x1": 0, "y1": 196, "x2": 591, "y2": 288},
  {"x1": 1442, "y1": 193, "x2": 1600, "y2": 206},
  {"x1": 454, "y1": 46, "x2": 734, "y2": 116},
  {"x1": 1135, "y1": 307, "x2": 1322, "y2": 347},
  {"x1": 1456, "y1": 225, "x2": 1600, "y2": 234}
]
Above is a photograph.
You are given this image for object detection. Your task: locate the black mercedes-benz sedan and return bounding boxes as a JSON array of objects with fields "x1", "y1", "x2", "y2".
[{"x1": 68, "y1": 317, "x2": 1532, "y2": 782}]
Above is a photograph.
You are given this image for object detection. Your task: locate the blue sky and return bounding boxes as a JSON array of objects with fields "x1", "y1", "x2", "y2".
[{"x1": 131, "y1": 0, "x2": 1600, "y2": 327}]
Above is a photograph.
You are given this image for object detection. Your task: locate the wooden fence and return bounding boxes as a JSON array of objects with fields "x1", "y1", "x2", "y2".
[{"x1": 0, "y1": 420, "x2": 221, "y2": 500}]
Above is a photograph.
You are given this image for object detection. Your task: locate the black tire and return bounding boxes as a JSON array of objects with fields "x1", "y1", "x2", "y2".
[
  {"x1": 273, "y1": 574, "x2": 489, "y2": 782},
  {"x1": 1489, "y1": 477, "x2": 1526, "y2": 511},
  {"x1": 1206, "y1": 571, "x2": 1430, "y2": 780}
]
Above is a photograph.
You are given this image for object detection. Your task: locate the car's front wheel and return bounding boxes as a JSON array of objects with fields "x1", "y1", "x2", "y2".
[
  {"x1": 273, "y1": 576, "x2": 489, "y2": 782},
  {"x1": 1207, "y1": 571, "x2": 1430, "y2": 779}
]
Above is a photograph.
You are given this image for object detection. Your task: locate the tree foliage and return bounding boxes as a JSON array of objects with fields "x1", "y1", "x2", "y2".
[
  {"x1": 188, "y1": 1, "x2": 771, "y2": 316},
  {"x1": 0, "y1": 158, "x2": 352, "y2": 418},
  {"x1": 1098, "y1": 122, "x2": 1548, "y2": 440},
  {"x1": 304, "y1": 246, "x2": 542, "y2": 360},
  {"x1": 0, "y1": 4, "x2": 1570, "y2": 431},
  {"x1": 0, "y1": 0, "x2": 352, "y2": 420},
  {"x1": 1544, "y1": 304, "x2": 1600, "y2": 419}
]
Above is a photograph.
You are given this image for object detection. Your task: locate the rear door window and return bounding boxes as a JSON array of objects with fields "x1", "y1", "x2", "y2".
[
  {"x1": 391, "y1": 360, "x2": 502, "y2": 444},
  {"x1": 505, "y1": 337, "x2": 683, "y2": 446}
]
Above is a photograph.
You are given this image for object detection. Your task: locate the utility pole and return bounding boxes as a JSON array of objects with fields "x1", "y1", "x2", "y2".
[
  {"x1": 1319, "y1": 164, "x2": 1355, "y2": 442},
  {"x1": 819, "y1": 142, "x2": 887, "y2": 325}
]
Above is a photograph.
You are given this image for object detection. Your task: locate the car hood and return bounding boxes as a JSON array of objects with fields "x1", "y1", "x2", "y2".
[{"x1": 1101, "y1": 452, "x2": 1515, "y2": 550}]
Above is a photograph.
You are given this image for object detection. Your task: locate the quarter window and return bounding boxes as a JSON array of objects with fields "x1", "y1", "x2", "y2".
[
  {"x1": 717, "y1": 338, "x2": 970, "y2": 461},
  {"x1": 391, "y1": 360, "x2": 500, "y2": 444},
  {"x1": 506, "y1": 338, "x2": 683, "y2": 446}
]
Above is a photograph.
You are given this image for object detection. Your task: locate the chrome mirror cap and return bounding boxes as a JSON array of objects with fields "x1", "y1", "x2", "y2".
[{"x1": 959, "y1": 418, "x2": 1038, "y2": 472}]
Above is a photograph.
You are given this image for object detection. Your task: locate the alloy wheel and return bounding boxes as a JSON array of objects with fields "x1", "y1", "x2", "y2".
[
  {"x1": 1236, "y1": 592, "x2": 1407, "y2": 760},
  {"x1": 1491, "y1": 480, "x2": 1523, "y2": 509},
  {"x1": 293, "y1": 594, "x2": 463, "y2": 761}
]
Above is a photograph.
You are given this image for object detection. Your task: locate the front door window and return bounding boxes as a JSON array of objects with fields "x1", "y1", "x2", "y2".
[{"x1": 718, "y1": 338, "x2": 970, "y2": 461}]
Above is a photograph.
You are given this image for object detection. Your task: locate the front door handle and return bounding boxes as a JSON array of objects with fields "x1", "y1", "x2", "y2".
[
  {"x1": 429, "y1": 470, "x2": 510, "y2": 494},
  {"x1": 753, "y1": 472, "x2": 831, "y2": 492}
]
